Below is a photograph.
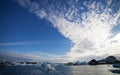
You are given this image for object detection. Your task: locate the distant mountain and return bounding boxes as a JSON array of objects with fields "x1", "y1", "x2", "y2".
[
  {"x1": 66, "y1": 61, "x2": 87, "y2": 66},
  {"x1": 88, "y1": 56, "x2": 120, "y2": 65},
  {"x1": 88, "y1": 59, "x2": 98, "y2": 65}
]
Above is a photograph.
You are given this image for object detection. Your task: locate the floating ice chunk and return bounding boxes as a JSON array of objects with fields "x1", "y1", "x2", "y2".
[{"x1": 40, "y1": 63, "x2": 55, "y2": 72}]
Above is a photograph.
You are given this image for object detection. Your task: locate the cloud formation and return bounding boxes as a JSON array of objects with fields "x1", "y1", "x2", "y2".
[
  {"x1": 0, "y1": 50, "x2": 68, "y2": 62},
  {"x1": 16, "y1": 0, "x2": 120, "y2": 61}
]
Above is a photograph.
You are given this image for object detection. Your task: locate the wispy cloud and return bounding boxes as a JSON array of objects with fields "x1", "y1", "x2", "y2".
[
  {"x1": 15, "y1": 0, "x2": 120, "y2": 61},
  {"x1": 0, "y1": 40, "x2": 68, "y2": 46},
  {"x1": 0, "y1": 41, "x2": 48, "y2": 46},
  {"x1": 0, "y1": 50, "x2": 68, "y2": 62}
]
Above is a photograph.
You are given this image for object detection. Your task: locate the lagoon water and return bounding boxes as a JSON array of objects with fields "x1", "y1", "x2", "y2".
[{"x1": 0, "y1": 65, "x2": 120, "y2": 75}]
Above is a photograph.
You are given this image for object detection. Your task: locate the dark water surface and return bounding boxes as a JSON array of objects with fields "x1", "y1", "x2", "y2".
[{"x1": 0, "y1": 65, "x2": 120, "y2": 75}]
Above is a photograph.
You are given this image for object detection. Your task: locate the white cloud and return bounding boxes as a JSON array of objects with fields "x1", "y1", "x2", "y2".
[
  {"x1": 17, "y1": 0, "x2": 39, "y2": 12},
  {"x1": 35, "y1": 10, "x2": 47, "y2": 18},
  {"x1": 16, "y1": 0, "x2": 120, "y2": 61},
  {"x1": 107, "y1": 0, "x2": 112, "y2": 6}
]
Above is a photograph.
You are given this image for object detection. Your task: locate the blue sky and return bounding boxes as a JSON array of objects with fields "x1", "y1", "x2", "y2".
[
  {"x1": 0, "y1": 0, "x2": 120, "y2": 62},
  {"x1": 0, "y1": 0, "x2": 71, "y2": 55}
]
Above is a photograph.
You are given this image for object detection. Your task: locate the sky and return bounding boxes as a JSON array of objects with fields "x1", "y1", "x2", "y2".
[{"x1": 0, "y1": 0, "x2": 120, "y2": 62}]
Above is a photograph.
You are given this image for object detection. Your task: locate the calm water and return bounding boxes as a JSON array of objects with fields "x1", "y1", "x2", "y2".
[
  {"x1": 70, "y1": 65, "x2": 120, "y2": 75},
  {"x1": 0, "y1": 65, "x2": 120, "y2": 75}
]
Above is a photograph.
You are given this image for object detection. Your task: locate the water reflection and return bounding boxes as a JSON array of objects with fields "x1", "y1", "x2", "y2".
[
  {"x1": 0, "y1": 65, "x2": 72, "y2": 75},
  {"x1": 110, "y1": 70, "x2": 120, "y2": 74},
  {"x1": 0, "y1": 65, "x2": 120, "y2": 75},
  {"x1": 69, "y1": 65, "x2": 120, "y2": 75},
  {"x1": 110, "y1": 64, "x2": 120, "y2": 74}
]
